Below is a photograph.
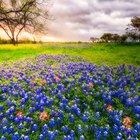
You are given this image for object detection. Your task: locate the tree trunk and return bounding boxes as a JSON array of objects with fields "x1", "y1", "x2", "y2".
[{"x1": 11, "y1": 38, "x2": 17, "y2": 45}]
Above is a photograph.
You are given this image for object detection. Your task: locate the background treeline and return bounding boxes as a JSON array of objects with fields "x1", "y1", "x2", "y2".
[{"x1": 90, "y1": 16, "x2": 140, "y2": 43}]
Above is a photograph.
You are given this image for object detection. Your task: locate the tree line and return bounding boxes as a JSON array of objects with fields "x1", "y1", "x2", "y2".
[{"x1": 90, "y1": 16, "x2": 140, "y2": 43}]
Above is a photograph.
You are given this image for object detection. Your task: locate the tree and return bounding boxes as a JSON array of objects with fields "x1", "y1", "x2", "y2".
[
  {"x1": 0, "y1": 0, "x2": 49, "y2": 45},
  {"x1": 131, "y1": 16, "x2": 140, "y2": 32},
  {"x1": 100, "y1": 33, "x2": 113, "y2": 42},
  {"x1": 127, "y1": 32, "x2": 138, "y2": 42},
  {"x1": 111, "y1": 34, "x2": 121, "y2": 42},
  {"x1": 120, "y1": 34, "x2": 128, "y2": 42},
  {"x1": 126, "y1": 16, "x2": 140, "y2": 42},
  {"x1": 90, "y1": 37, "x2": 99, "y2": 42}
]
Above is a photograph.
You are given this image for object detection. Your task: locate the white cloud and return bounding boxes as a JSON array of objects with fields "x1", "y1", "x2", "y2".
[{"x1": 46, "y1": 0, "x2": 140, "y2": 41}]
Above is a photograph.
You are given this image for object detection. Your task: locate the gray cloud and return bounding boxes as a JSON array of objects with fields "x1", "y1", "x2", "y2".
[{"x1": 45, "y1": 0, "x2": 140, "y2": 41}]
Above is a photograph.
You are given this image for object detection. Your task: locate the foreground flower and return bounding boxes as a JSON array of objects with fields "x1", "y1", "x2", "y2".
[
  {"x1": 54, "y1": 112, "x2": 58, "y2": 117},
  {"x1": 123, "y1": 117, "x2": 132, "y2": 129},
  {"x1": 89, "y1": 82, "x2": 94, "y2": 88},
  {"x1": 31, "y1": 79, "x2": 36, "y2": 83},
  {"x1": 55, "y1": 76, "x2": 61, "y2": 82},
  {"x1": 39, "y1": 111, "x2": 49, "y2": 121},
  {"x1": 16, "y1": 111, "x2": 23, "y2": 117},
  {"x1": 106, "y1": 105, "x2": 113, "y2": 111},
  {"x1": 40, "y1": 79, "x2": 46, "y2": 85}
]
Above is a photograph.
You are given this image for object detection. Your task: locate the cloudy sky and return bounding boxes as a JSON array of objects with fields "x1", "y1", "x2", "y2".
[
  {"x1": 42, "y1": 0, "x2": 140, "y2": 41},
  {"x1": 0, "y1": 0, "x2": 139, "y2": 41}
]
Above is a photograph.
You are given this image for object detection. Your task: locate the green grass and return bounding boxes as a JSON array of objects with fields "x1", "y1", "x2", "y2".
[{"x1": 0, "y1": 42, "x2": 140, "y2": 66}]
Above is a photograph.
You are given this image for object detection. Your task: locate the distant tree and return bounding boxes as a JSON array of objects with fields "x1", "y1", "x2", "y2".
[
  {"x1": 131, "y1": 16, "x2": 140, "y2": 32},
  {"x1": 100, "y1": 33, "x2": 113, "y2": 42},
  {"x1": 0, "y1": 0, "x2": 50, "y2": 45},
  {"x1": 137, "y1": 34, "x2": 140, "y2": 42},
  {"x1": 126, "y1": 16, "x2": 140, "y2": 42},
  {"x1": 120, "y1": 34, "x2": 128, "y2": 42},
  {"x1": 111, "y1": 34, "x2": 121, "y2": 42},
  {"x1": 90, "y1": 37, "x2": 99, "y2": 42},
  {"x1": 78, "y1": 41, "x2": 82, "y2": 44},
  {"x1": 127, "y1": 32, "x2": 138, "y2": 42}
]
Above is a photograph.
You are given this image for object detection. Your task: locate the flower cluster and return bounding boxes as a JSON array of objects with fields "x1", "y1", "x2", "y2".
[
  {"x1": 123, "y1": 117, "x2": 133, "y2": 129},
  {"x1": 0, "y1": 55, "x2": 140, "y2": 140},
  {"x1": 39, "y1": 111, "x2": 49, "y2": 121}
]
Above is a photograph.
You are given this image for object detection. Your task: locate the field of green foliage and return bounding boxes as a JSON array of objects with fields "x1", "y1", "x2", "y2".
[
  {"x1": 0, "y1": 42, "x2": 140, "y2": 66},
  {"x1": 0, "y1": 42, "x2": 140, "y2": 140}
]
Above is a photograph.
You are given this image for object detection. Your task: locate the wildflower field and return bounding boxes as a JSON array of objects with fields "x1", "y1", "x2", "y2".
[{"x1": 0, "y1": 43, "x2": 140, "y2": 140}]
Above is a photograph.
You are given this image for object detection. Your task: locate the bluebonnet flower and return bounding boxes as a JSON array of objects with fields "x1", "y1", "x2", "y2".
[
  {"x1": 134, "y1": 123, "x2": 140, "y2": 132},
  {"x1": 0, "y1": 55, "x2": 140, "y2": 139},
  {"x1": 133, "y1": 106, "x2": 140, "y2": 114},
  {"x1": 39, "y1": 134, "x2": 44, "y2": 140},
  {"x1": 49, "y1": 118, "x2": 56, "y2": 128},
  {"x1": 77, "y1": 124, "x2": 82, "y2": 134},
  {"x1": 95, "y1": 112, "x2": 100, "y2": 120},
  {"x1": 2, "y1": 126, "x2": 7, "y2": 134},
  {"x1": 113, "y1": 125, "x2": 119, "y2": 135},
  {"x1": 80, "y1": 135, "x2": 85, "y2": 140},
  {"x1": 0, "y1": 105, "x2": 4, "y2": 111},
  {"x1": 61, "y1": 125, "x2": 69, "y2": 133},
  {"x1": 18, "y1": 124, "x2": 23, "y2": 130},
  {"x1": 1, "y1": 94, "x2": 6, "y2": 101},
  {"x1": 8, "y1": 126, "x2": 14, "y2": 134},
  {"x1": 0, "y1": 136, "x2": 6, "y2": 140},
  {"x1": 82, "y1": 114, "x2": 88, "y2": 122},
  {"x1": 42, "y1": 124, "x2": 48, "y2": 132},
  {"x1": 68, "y1": 113, "x2": 74, "y2": 123},
  {"x1": 2, "y1": 118, "x2": 8, "y2": 126},
  {"x1": 24, "y1": 136, "x2": 30, "y2": 140},
  {"x1": 12, "y1": 132, "x2": 20, "y2": 140},
  {"x1": 70, "y1": 130, "x2": 75, "y2": 137},
  {"x1": 32, "y1": 124, "x2": 38, "y2": 131}
]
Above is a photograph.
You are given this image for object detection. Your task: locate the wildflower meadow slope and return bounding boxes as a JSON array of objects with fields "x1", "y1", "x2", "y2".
[{"x1": 0, "y1": 55, "x2": 140, "y2": 140}]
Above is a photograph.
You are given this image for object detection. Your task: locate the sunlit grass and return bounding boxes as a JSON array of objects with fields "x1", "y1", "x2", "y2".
[
  {"x1": 0, "y1": 44, "x2": 39, "y2": 50},
  {"x1": 0, "y1": 42, "x2": 140, "y2": 66}
]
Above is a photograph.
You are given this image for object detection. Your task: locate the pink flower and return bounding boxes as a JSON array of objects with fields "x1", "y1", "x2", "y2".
[
  {"x1": 123, "y1": 117, "x2": 132, "y2": 129},
  {"x1": 31, "y1": 79, "x2": 36, "y2": 83},
  {"x1": 55, "y1": 76, "x2": 61, "y2": 82},
  {"x1": 16, "y1": 111, "x2": 23, "y2": 117},
  {"x1": 89, "y1": 82, "x2": 94, "y2": 88},
  {"x1": 106, "y1": 105, "x2": 113, "y2": 111},
  {"x1": 39, "y1": 111, "x2": 49, "y2": 121},
  {"x1": 40, "y1": 79, "x2": 46, "y2": 85}
]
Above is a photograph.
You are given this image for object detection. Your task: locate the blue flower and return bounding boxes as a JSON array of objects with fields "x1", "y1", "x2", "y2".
[
  {"x1": 32, "y1": 124, "x2": 38, "y2": 131},
  {"x1": 82, "y1": 115, "x2": 88, "y2": 122},
  {"x1": 2, "y1": 118, "x2": 8, "y2": 127},
  {"x1": 12, "y1": 132, "x2": 20, "y2": 140},
  {"x1": 49, "y1": 118, "x2": 56, "y2": 128},
  {"x1": 80, "y1": 135, "x2": 85, "y2": 140},
  {"x1": 0, "y1": 105, "x2": 4, "y2": 111},
  {"x1": 2, "y1": 126, "x2": 7, "y2": 134},
  {"x1": 42, "y1": 124, "x2": 48, "y2": 132},
  {"x1": 0, "y1": 136, "x2": 6, "y2": 140}
]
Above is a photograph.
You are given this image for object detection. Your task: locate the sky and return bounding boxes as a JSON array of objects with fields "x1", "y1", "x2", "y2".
[
  {"x1": 43, "y1": 0, "x2": 140, "y2": 41},
  {"x1": 0, "y1": 0, "x2": 140, "y2": 42}
]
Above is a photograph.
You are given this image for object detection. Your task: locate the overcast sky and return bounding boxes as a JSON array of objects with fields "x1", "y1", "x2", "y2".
[
  {"x1": 0, "y1": 0, "x2": 139, "y2": 41},
  {"x1": 42, "y1": 0, "x2": 140, "y2": 41}
]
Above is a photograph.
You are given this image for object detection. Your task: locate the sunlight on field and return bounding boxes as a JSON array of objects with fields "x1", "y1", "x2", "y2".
[
  {"x1": 0, "y1": 44, "x2": 39, "y2": 50},
  {"x1": 0, "y1": 43, "x2": 140, "y2": 66}
]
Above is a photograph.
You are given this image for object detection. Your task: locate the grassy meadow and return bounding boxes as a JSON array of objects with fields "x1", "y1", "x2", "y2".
[
  {"x1": 0, "y1": 42, "x2": 140, "y2": 66},
  {"x1": 0, "y1": 43, "x2": 140, "y2": 139}
]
